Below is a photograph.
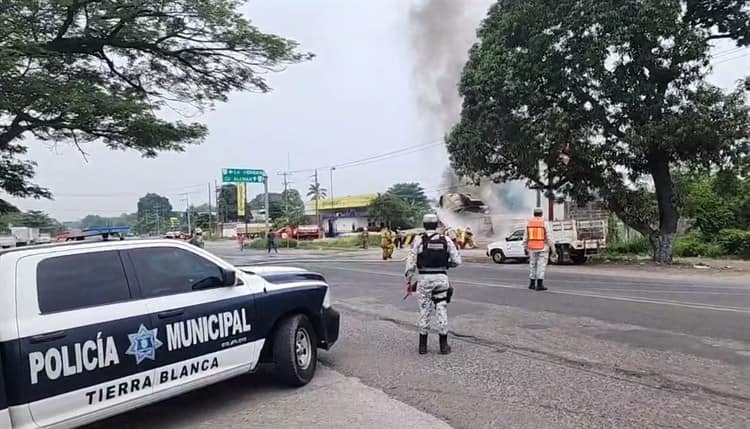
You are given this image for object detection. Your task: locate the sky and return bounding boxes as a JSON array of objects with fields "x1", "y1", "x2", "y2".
[{"x1": 6, "y1": 0, "x2": 750, "y2": 221}]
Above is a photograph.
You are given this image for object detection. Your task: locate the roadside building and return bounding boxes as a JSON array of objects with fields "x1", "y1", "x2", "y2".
[{"x1": 305, "y1": 193, "x2": 378, "y2": 236}]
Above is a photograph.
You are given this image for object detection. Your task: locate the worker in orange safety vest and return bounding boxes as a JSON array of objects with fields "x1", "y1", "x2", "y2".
[{"x1": 523, "y1": 208, "x2": 557, "y2": 291}]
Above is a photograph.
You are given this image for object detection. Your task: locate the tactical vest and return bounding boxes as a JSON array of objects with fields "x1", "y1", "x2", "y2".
[{"x1": 417, "y1": 233, "x2": 450, "y2": 274}]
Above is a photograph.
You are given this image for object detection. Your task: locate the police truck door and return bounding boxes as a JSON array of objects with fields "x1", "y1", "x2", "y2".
[
  {"x1": 126, "y1": 245, "x2": 262, "y2": 395},
  {"x1": 15, "y1": 249, "x2": 154, "y2": 428}
]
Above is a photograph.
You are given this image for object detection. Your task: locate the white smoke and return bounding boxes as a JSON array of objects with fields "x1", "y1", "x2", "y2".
[{"x1": 408, "y1": 0, "x2": 534, "y2": 240}]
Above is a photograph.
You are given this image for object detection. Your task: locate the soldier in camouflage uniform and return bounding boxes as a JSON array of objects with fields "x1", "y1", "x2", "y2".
[{"x1": 405, "y1": 214, "x2": 462, "y2": 355}]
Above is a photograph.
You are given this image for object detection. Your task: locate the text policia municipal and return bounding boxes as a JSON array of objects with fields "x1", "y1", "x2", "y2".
[{"x1": 28, "y1": 309, "x2": 252, "y2": 385}]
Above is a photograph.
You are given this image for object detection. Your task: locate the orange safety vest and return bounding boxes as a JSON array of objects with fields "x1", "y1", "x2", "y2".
[{"x1": 526, "y1": 218, "x2": 547, "y2": 251}]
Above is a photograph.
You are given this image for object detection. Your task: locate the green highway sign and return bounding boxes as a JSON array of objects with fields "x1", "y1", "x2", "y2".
[{"x1": 222, "y1": 168, "x2": 266, "y2": 183}]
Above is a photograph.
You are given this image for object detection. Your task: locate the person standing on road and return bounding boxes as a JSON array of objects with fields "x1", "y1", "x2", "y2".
[
  {"x1": 381, "y1": 227, "x2": 395, "y2": 260},
  {"x1": 405, "y1": 214, "x2": 462, "y2": 355},
  {"x1": 237, "y1": 233, "x2": 245, "y2": 251},
  {"x1": 267, "y1": 230, "x2": 278, "y2": 254},
  {"x1": 361, "y1": 227, "x2": 369, "y2": 249},
  {"x1": 523, "y1": 208, "x2": 557, "y2": 291},
  {"x1": 189, "y1": 228, "x2": 204, "y2": 248}
]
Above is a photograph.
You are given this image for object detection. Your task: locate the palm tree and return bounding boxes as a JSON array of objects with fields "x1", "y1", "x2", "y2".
[
  {"x1": 307, "y1": 179, "x2": 327, "y2": 229},
  {"x1": 307, "y1": 182, "x2": 327, "y2": 201}
]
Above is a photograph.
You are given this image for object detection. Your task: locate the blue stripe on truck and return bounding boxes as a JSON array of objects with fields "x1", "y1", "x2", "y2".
[
  {"x1": 0, "y1": 352, "x2": 7, "y2": 411},
  {"x1": 0, "y1": 285, "x2": 326, "y2": 406}
]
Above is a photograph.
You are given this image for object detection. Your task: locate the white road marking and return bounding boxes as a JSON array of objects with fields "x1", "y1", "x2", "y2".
[{"x1": 316, "y1": 265, "x2": 750, "y2": 314}]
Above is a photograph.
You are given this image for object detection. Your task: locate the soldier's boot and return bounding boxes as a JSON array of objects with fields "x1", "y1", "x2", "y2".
[
  {"x1": 419, "y1": 334, "x2": 428, "y2": 355},
  {"x1": 528, "y1": 279, "x2": 536, "y2": 290},
  {"x1": 536, "y1": 279, "x2": 548, "y2": 291},
  {"x1": 439, "y1": 334, "x2": 451, "y2": 355}
]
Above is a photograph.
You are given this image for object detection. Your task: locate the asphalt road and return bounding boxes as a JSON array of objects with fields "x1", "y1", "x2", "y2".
[{"x1": 94, "y1": 243, "x2": 750, "y2": 428}]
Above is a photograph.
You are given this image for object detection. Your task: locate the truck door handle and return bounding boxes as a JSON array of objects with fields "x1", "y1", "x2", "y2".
[
  {"x1": 158, "y1": 309, "x2": 184, "y2": 319},
  {"x1": 30, "y1": 330, "x2": 67, "y2": 344}
]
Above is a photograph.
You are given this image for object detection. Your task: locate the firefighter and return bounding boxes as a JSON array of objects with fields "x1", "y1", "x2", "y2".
[
  {"x1": 523, "y1": 208, "x2": 557, "y2": 291},
  {"x1": 361, "y1": 227, "x2": 369, "y2": 249},
  {"x1": 464, "y1": 226, "x2": 476, "y2": 249},
  {"x1": 381, "y1": 227, "x2": 395, "y2": 260},
  {"x1": 455, "y1": 228, "x2": 465, "y2": 249}
]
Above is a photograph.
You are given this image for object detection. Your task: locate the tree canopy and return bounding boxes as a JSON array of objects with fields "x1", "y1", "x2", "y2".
[
  {"x1": 387, "y1": 183, "x2": 430, "y2": 211},
  {"x1": 369, "y1": 193, "x2": 417, "y2": 229},
  {"x1": 136, "y1": 193, "x2": 172, "y2": 233},
  {"x1": 448, "y1": 0, "x2": 750, "y2": 262},
  {"x1": 676, "y1": 169, "x2": 750, "y2": 237},
  {"x1": 0, "y1": 0, "x2": 312, "y2": 213},
  {"x1": 0, "y1": 209, "x2": 63, "y2": 233}
]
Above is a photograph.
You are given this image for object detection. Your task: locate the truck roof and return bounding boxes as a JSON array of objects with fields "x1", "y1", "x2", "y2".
[{"x1": 0, "y1": 238, "x2": 178, "y2": 258}]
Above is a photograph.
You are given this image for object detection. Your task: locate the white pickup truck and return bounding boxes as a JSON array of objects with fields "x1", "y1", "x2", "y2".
[
  {"x1": 486, "y1": 219, "x2": 607, "y2": 265},
  {"x1": 0, "y1": 239, "x2": 339, "y2": 429}
]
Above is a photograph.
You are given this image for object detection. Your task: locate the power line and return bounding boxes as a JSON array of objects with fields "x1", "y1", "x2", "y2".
[
  {"x1": 713, "y1": 52, "x2": 750, "y2": 66},
  {"x1": 285, "y1": 139, "x2": 444, "y2": 175},
  {"x1": 712, "y1": 47, "x2": 745, "y2": 58}
]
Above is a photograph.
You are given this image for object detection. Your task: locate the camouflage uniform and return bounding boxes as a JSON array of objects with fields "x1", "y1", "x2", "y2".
[
  {"x1": 405, "y1": 232, "x2": 462, "y2": 336},
  {"x1": 523, "y1": 215, "x2": 557, "y2": 290}
]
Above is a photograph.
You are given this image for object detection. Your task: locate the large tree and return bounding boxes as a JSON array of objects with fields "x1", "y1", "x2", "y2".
[
  {"x1": 0, "y1": 0, "x2": 312, "y2": 213},
  {"x1": 137, "y1": 193, "x2": 172, "y2": 234},
  {"x1": 369, "y1": 193, "x2": 417, "y2": 229},
  {"x1": 448, "y1": 0, "x2": 750, "y2": 262},
  {"x1": 1, "y1": 209, "x2": 63, "y2": 232},
  {"x1": 387, "y1": 183, "x2": 430, "y2": 213},
  {"x1": 217, "y1": 184, "x2": 253, "y2": 222}
]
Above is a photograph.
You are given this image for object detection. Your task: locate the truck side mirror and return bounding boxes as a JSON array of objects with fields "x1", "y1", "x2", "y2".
[{"x1": 220, "y1": 268, "x2": 237, "y2": 287}]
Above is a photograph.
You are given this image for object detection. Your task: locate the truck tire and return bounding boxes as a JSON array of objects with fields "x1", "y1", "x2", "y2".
[
  {"x1": 571, "y1": 253, "x2": 588, "y2": 265},
  {"x1": 273, "y1": 314, "x2": 317, "y2": 387},
  {"x1": 491, "y1": 250, "x2": 506, "y2": 264}
]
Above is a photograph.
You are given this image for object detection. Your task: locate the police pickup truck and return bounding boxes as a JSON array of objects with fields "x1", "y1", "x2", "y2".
[{"x1": 0, "y1": 239, "x2": 339, "y2": 429}]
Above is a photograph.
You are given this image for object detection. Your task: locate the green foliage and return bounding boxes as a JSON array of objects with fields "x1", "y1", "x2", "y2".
[
  {"x1": 137, "y1": 193, "x2": 172, "y2": 234},
  {"x1": 247, "y1": 189, "x2": 304, "y2": 223},
  {"x1": 369, "y1": 193, "x2": 417, "y2": 229},
  {"x1": 387, "y1": 183, "x2": 430, "y2": 223},
  {"x1": 307, "y1": 182, "x2": 327, "y2": 201},
  {"x1": 606, "y1": 237, "x2": 652, "y2": 256},
  {"x1": 673, "y1": 234, "x2": 724, "y2": 258},
  {"x1": 0, "y1": 210, "x2": 63, "y2": 233},
  {"x1": 79, "y1": 213, "x2": 137, "y2": 230},
  {"x1": 676, "y1": 170, "x2": 750, "y2": 237},
  {"x1": 718, "y1": 229, "x2": 750, "y2": 259},
  {"x1": 297, "y1": 234, "x2": 381, "y2": 250},
  {"x1": 448, "y1": 0, "x2": 750, "y2": 262},
  {"x1": 0, "y1": 0, "x2": 312, "y2": 211},
  {"x1": 246, "y1": 238, "x2": 298, "y2": 250}
]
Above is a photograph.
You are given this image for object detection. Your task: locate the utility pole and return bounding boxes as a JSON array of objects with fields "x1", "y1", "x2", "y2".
[
  {"x1": 179, "y1": 192, "x2": 192, "y2": 235},
  {"x1": 207, "y1": 182, "x2": 212, "y2": 237},
  {"x1": 215, "y1": 180, "x2": 221, "y2": 236},
  {"x1": 278, "y1": 171, "x2": 290, "y2": 219},
  {"x1": 154, "y1": 208, "x2": 161, "y2": 236},
  {"x1": 263, "y1": 175, "x2": 270, "y2": 237},
  {"x1": 314, "y1": 169, "x2": 320, "y2": 229}
]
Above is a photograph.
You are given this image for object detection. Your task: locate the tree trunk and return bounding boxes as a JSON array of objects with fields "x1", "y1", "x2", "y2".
[{"x1": 649, "y1": 155, "x2": 679, "y2": 264}]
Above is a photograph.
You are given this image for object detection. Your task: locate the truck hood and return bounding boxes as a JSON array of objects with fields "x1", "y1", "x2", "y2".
[{"x1": 236, "y1": 265, "x2": 327, "y2": 291}]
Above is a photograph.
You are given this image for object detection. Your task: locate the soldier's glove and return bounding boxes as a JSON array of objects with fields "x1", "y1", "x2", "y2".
[{"x1": 447, "y1": 286, "x2": 454, "y2": 303}]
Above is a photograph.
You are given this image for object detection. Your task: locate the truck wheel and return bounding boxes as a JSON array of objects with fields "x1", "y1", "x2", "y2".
[
  {"x1": 491, "y1": 250, "x2": 506, "y2": 264},
  {"x1": 571, "y1": 254, "x2": 588, "y2": 265},
  {"x1": 273, "y1": 314, "x2": 317, "y2": 387}
]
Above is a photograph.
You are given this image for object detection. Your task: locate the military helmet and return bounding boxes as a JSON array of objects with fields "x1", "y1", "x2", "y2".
[{"x1": 422, "y1": 213, "x2": 438, "y2": 224}]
